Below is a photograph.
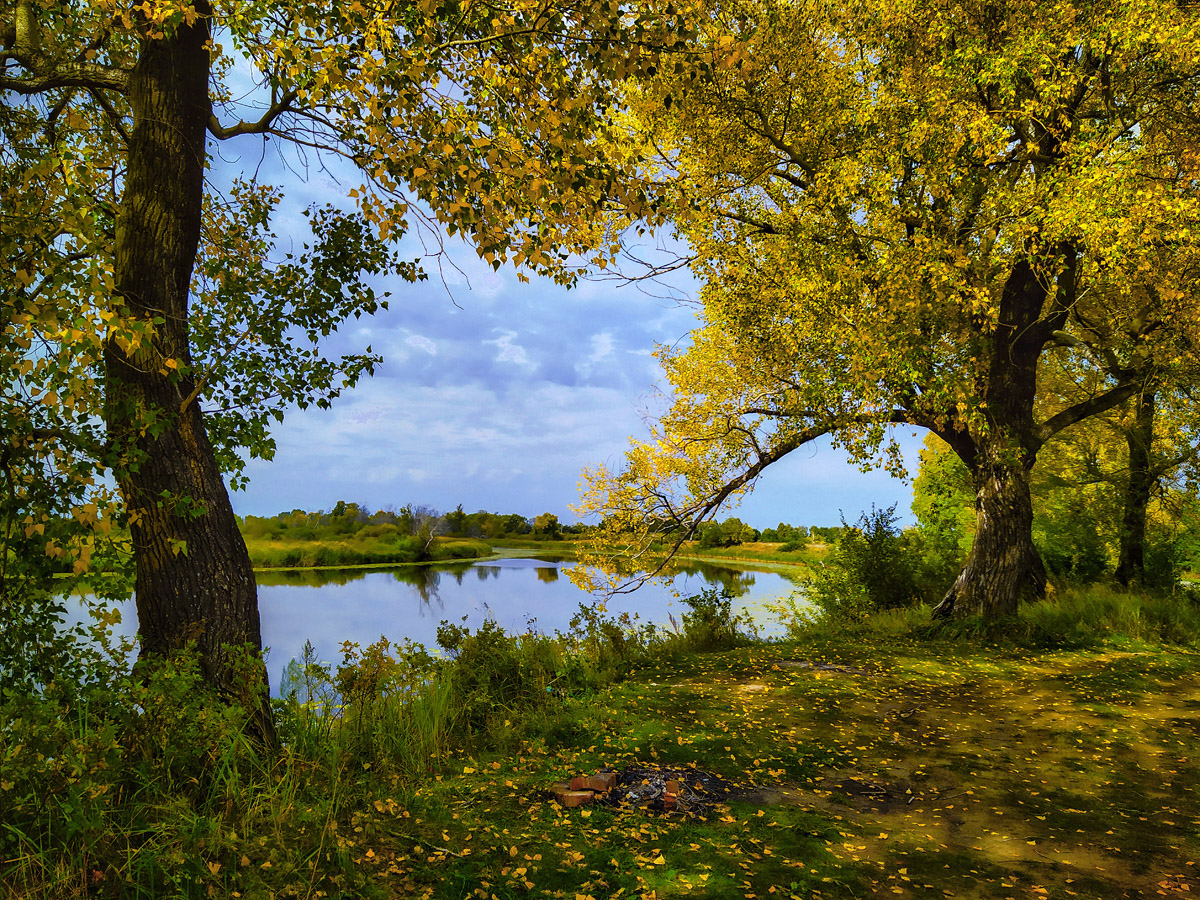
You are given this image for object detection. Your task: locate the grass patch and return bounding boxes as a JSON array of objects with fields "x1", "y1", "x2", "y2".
[{"x1": 6, "y1": 587, "x2": 1200, "y2": 898}]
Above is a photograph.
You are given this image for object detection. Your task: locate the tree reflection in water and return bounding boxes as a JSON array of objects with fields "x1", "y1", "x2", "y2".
[
  {"x1": 388, "y1": 563, "x2": 473, "y2": 606},
  {"x1": 660, "y1": 561, "x2": 756, "y2": 597}
]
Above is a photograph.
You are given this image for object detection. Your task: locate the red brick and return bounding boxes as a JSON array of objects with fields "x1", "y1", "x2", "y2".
[
  {"x1": 664, "y1": 780, "x2": 680, "y2": 795},
  {"x1": 556, "y1": 790, "x2": 595, "y2": 808},
  {"x1": 586, "y1": 773, "x2": 617, "y2": 792},
  {"x1": 569, "y1": 776, "x2": 590, "y2": 791}
]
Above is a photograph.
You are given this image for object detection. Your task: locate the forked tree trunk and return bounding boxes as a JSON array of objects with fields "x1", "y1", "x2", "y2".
[
  {"x1": 931, "y1": 260, "x2": 1052, "y2": 620},
  {"x1": 105, "y1": 5, "x2": 276, "y2": 743},
  {"x1": 1115, "y1": 389, "x2": 1156, "y2": 588},
  {"x1": 931, "y1": 448, "x2": 1047, "y2": 619}
]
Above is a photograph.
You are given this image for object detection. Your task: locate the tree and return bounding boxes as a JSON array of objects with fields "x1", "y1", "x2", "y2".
[
  {"x1": 444, "y1": 504, "x2": 468, "y2": 538},
  {"x1": 532, "y1": 511, "x2": 561, "y2": 539},
  {"x1": 2, "y1": 0, "x2": 688, "y2": 734},
  {"x1": 575, "y1": 0, "x2": 1200, "y2": 619}
]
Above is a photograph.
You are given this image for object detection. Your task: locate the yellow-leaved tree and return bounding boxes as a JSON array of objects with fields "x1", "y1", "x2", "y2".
[
  {"x1": 575, "y1": 0, "x2": 1200, "y2": 620},
  {"x1": 1, "y1": 0, "x2": 689, "y2": 738}
]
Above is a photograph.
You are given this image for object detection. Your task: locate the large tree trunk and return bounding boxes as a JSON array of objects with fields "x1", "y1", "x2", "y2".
[
  {"x1": 932, "y1": 448, "x2": 1046, "y2": 618},
  {"x1": 105, "y1": 5, "x2": 276, "y2": 743},
  {"x1": 1115, "y1": 388, "x2": 1156, "y2": 588},
  {"x1": 932, "y1": 260, "x2": 1053, "y2": 620}
]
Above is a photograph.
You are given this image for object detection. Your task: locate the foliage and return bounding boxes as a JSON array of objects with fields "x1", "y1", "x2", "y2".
[
  {"x1": 910, "y1": 434, "x2": 974, "y2": 571},
  {"x1": 674, "y1": 586, "x2": 752, "y2": 652},
  {"x1": 801, "y1": 506, "x2": 921, "y2": 624},
  {"x1": 576, "y1": 0, "x2": 1200, "y2": 620}
]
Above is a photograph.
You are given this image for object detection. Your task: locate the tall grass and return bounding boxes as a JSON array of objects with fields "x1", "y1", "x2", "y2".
[{"x1": 773, "y1": 584, "x2": 1200, "y2": 649}]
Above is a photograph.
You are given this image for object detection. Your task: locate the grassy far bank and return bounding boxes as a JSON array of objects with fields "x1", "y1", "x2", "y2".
[
  {"x1": 6, "y1": 587, "x2": 1199, "y2": 900},
  {"x1": 242, "y1": 532, "x2": 493, "y2": 569},
  {"x1": 242, "y1": 531, "x2": 826, "y2": 572}
]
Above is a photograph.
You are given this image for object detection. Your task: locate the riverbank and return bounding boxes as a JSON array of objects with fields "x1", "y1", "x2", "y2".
[
  {"x1": 9, "y1": 587, "x2": 1198, "y2": 899},
  {"x1": 244, "y1": 533, "x2": 824, "y2": 575}
]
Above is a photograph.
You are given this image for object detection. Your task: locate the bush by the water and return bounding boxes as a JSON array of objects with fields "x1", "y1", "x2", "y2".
[
  {"x1": 801, "y1": 505, "x2": 923, "y2": 623},
  {"x1": 674, "y1": 586, "x2": 754, "y2": 651}
]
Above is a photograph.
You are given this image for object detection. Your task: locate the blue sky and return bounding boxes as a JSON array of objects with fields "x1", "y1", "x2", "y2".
[
  {"x1": 225, "y1": 213, "x2": 922, "y2": 528},
  {"x1": 209, "y1": 76, "x2": 922, "y2": 529}
]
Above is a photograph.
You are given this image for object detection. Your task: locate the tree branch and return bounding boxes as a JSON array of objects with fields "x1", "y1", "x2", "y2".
[
  {"x1": 1033, "y1": 380, "x2": 1142, "y2": 448},
  {"x1": 2, "y1": 0, "x2": 128, "y2": 93},
  {"x1": 208, "y1": 90, "x2": 299, "y2": 139},
  {"x1": 605, "y1": 410, "x2": 917, "y2": 593}
]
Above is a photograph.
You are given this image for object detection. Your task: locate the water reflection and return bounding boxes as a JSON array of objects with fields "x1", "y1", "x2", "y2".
[
  {"x1": 80, "y1": 557, "x2": 805, "y2": 694},
  {"x1": 659, "y1": 560, "x2": 758, "y2": 597}
]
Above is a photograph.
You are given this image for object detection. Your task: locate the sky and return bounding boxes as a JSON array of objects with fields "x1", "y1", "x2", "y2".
[
  {"x1": 211, "y1": 68, "x2": 924, "y2": 530},
  {"x1": 224, "y1": 212, "x2": 923, "y2": 528}
]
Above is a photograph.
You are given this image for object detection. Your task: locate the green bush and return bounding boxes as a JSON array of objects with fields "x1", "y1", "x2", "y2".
[
  {"x1": 564, "y1": 603, "x2": 653, "y2": 684},
  {"x1": 802, "y1": 505, "x2": 921, "y2": 623},
  {"x1": 676, "y1": 587, "x2": 751, "y2": 651},
  {"x1": 435, "y1": 619, "x2": 563, "y2": 740}
]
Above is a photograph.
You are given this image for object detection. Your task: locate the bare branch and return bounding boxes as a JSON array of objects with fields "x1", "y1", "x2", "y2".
[{"x1": 208, "y1": 90, "x2": 299, "y2": 139}]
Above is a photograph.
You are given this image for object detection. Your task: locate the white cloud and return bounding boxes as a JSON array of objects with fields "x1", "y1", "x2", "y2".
[
  {"x1": 405, "y1": 334, "x2": 437, "y2": 355},
  {"x1": 484, "y1": 329, "x2": 533, "y2": 366},
  {"x1": 588, "y1": 332, "x2": 615, "y2": 362}
]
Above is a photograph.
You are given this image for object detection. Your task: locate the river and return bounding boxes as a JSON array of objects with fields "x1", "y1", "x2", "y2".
[{"x1": 80, "y1": 556, "x2": 805, "y2": 691}]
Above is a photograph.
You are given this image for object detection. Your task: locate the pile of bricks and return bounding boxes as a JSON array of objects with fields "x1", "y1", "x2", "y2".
[
  {"x1": 552, "y1": 771, "x2": 685, "y2": 811},
  {"x1": 551, "y1": 771, "x2": 617, "y2": 808}
]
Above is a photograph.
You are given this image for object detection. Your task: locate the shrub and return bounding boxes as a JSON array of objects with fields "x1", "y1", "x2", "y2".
[
  {"x1": 676, "y1": 587, "x2": 751, "y2": 651},
  {"x1": 802, "y1": 505, "x2": 921, "y2": 623},
  {"x1": 435, "y1": 619, "x2": 563, "y2": 740}
]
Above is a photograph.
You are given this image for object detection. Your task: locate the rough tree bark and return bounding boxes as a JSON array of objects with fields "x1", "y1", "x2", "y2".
[
  {"x1": 932, "y1": 261, "x2": 1053, "y2": 619},
  {"x1": 1115, "y1": 388, "x2": 1156, "y2": 588},
  {"x1": 104, "y1": 4, "x2": 276, "y2": 742},
  {"x1": 933, "y1": 446, "x2": 1047, "y2": 618}
]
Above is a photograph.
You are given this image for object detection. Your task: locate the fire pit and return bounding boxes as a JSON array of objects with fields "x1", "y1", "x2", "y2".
[{"x1": 552, "y1": 765, "x2": 756, "y2": 816}]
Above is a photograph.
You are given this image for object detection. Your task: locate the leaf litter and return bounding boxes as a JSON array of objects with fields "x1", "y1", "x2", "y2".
[{"x1": 359, "y1": 639, "x2": 1200, "y2": 899}]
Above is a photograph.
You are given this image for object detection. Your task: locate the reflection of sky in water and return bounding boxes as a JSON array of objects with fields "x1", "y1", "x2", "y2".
[{"x1": 79, "y1": 558, "x2": 803, "y2": 693}]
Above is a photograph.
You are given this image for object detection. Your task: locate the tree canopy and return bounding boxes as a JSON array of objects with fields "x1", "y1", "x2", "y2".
[
  {"x1": 575, "y1": 0, "x2": 1200, "y2": 618},
  {"x1": 1, "y1": 0, "x2": 689, "y2": 730}
]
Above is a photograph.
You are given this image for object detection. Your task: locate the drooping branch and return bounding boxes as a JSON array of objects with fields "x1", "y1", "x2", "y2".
[{"x1": 603, "y1": 409, "x2": 917, "y2": 593}]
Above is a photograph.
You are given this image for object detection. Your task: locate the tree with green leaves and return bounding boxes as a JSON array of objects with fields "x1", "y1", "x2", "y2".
[
  {"x1": 575, "y1": 0, "x2": 1200, "y2": 620},
  {"x1": 2, "y1": 0, "x2": 688, "y2": 735}
]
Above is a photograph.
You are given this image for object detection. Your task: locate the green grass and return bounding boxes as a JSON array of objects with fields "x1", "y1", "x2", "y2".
[
  {"x1": 244, "y1": 535, "x2": 491, "y2": 568},
  {"x1": 5, "y1": 586, "x2": 1199, "y2": 899}
]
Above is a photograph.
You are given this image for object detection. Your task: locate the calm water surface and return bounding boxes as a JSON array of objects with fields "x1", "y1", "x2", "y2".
[{"x1": 90, "y1": 557, "x2": 804, "y2": 690}]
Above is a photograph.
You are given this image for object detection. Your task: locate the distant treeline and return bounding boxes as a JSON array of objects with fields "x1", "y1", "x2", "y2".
[
  {"x1": 239, "y1": 501, "x2": 586, "y2": 543},
  {"x1": 699, "y1": 518, "x2": 846, "y2": 548},
  {"x1": 240, "y1": 503, "x2": 841, "y2": 549}
]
